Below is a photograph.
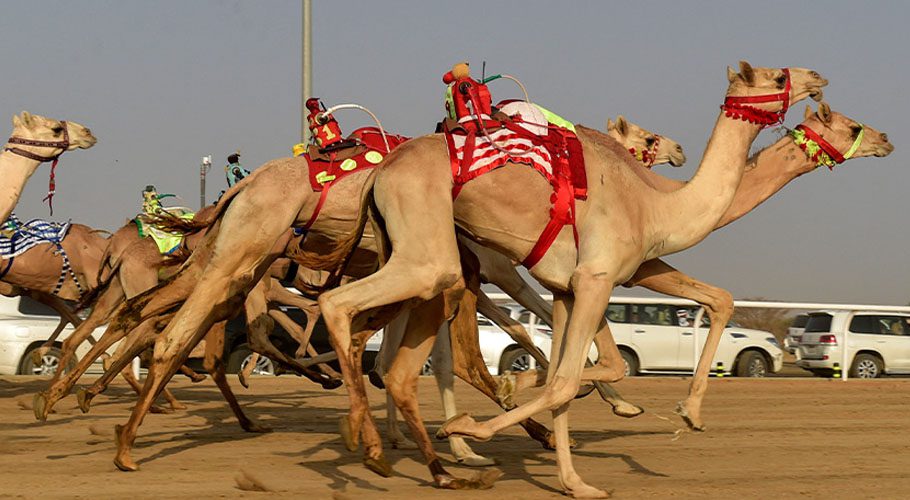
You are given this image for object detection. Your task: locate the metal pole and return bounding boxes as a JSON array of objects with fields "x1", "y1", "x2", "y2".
[
  {"x1": 302, "y1": 0, "x2": 312, "y2": 144},
  {"x1": 200, "y1": 155, "x2": 212, "y2": 209}
]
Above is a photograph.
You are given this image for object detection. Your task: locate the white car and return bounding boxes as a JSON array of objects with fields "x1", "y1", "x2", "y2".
[
  {"x1": 476, "y1": 308, "x2": 553, "y2": 375},
  {"x1": 796, "y1": 310, "x2": 910, "y2": 378},
  {"x1": 784, "y1": 314, "x2": 809, "y2": 355},
  {"x1": 528, "y1": 300, "x2": 783, "y2": 377},
  {"x1": 0, "y1": 295, "x2": 108, "y2": 376}
]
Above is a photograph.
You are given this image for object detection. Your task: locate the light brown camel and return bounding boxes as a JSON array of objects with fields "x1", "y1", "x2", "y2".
[
  {"x1": 1, "y1": 111, "x2": 97, "y2": 223},
  {"x1": 311, "y1": 62, "x2": 827, "y2": 496},
  {"x1": 33, "y1": 208, "x2": 342, "y2": 422},
  {"x1": 69, "y1": 114, "x2": 687, "y2": 472},
  {"x1": 498, "y1": 103, "x2": 894, "y2": 431}
]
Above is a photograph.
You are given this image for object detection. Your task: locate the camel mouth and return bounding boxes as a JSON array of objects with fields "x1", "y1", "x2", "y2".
[
  {"x1": 810, "y1": 89, "x2": 824, "y2": 102},
  {"x1": 669, "y1": 154, "x2": 687, "y2": 167},
  {"x1": 874, "y1": 144, "x2": 895, "y2": 157}
]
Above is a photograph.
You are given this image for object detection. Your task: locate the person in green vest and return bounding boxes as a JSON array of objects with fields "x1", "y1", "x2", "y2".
[{"x1": 225, "y1": 153, "x2": 251, "y2": 187}]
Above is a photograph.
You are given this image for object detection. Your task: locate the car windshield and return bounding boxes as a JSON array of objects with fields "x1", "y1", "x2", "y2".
[
  {"x1": 803, "y1": 313, "x2": 833, "y2": 333},
  {"x1": 791, "y1": 315, "x2": 809, "y2": 328},
  {"x1": 16, "y1": 297, "x2": 61, "y2": 317}
]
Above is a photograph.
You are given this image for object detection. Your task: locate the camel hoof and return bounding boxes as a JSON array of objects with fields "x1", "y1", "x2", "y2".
[
  {"x1": 436, "y1": 468, "x2": 503, "y2": 490},
  {"x1": 457, "y1": 455, "x2": 497, "y2": 467},
  {"x1": 238, "y1": 372, "x2": 251, "y2": 389},
  {"x1": 242, "y1": 421, "x2": 273, "y2": 434},
  {"x1": 543, "y1": 433, "x2": 577, "y2": 451},
  {"x1": 437, "y1": 413, "x2": 489, "y2": 442},
  {"x1": 113, "y1": 425, "x2": 139, "y2": 472},
  {"x1": 566, "y1": 483, "x2": 610, "y2": 499},
  {"x1": 189, "y1": 373, "x2": 207, "y2": 383},
  {"x1": 169, "y1": 402, "x2": 188, "y2": 411},
  {"x1": 148, "y1": 405, "x2": 173, "y2": 414},
  {"x1": 368, "y1": 370, "x2": 385, "y2": 389},
  {"x1": 76, "y1": 388, "x2": 93, "y2": 414},
  {"x1": 32, "y1": 393, "x2": 49, "y2": 421},
  {"x1": 674, "y1": 402, "x2": 706, "y2": 432},
  {"x1": 611, "y1": 401, "x2": 645, "y2": 418},
  {"x1": 363, "y1": 454, "x2": 393, "y2": 477},
  {"x1": 338, "y1": 415, "x2": 359, "y2": 452},
  {"x1": 31, "y1": 347, "x2": 50, "y2": 365},
  {"x1": 319, "y1": 377, "x2": 343, "y2": 390},
  {"x1": 575, "y1": 384, "x2": 596, "y2": 399}
]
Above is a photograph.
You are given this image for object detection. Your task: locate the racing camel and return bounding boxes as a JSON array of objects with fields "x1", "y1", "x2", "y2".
[{"x1": 311, "y1": 62, "x2": 827, "y2": 497}]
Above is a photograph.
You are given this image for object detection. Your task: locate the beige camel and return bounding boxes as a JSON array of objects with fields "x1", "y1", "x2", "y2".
[
  {"x1": 75, "y1": 113, "x2": 689, "y2": 473},
  {"x1": 1, "y1": 112, "x2": 96, "y2": 223},
  {"x1": 312, "y1": 62, "x2": 826, "y2": 496},
  {"x1": 499, "y1": 103, "x2": 894, "y2": 431}
]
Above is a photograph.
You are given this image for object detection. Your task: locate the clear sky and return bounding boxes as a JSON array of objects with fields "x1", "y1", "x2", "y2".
[{"x1": 2, "y1": 1, "x2": 907, "y2": 304}]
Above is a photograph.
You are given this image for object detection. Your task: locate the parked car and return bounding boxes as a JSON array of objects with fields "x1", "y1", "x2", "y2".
[
  {"x1": 784, "y1": 314, "x2": 809, "y2": 354},
  {"x1": 0, "y1": 295, "x2": 108, "y2": 376},
  {"x1": 581, "y1": 301, "x2": 781, "y2": 377},
  {"x1": 187, "y1": 305, "x2": 381, "y2": 376},
  {"x1": 796, "y1": 310, "x2": 910, "y2": 378}
]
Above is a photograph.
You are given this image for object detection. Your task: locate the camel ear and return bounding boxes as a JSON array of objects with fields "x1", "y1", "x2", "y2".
[
  {"x1": 817, "y1": 102, "x2": 832, "y2": 124},
  {"x1": 615, "y1": 115, "x2": 628, "y2": 136},
  {"x1": 727, "y1": 66, "x2": 737, "y2": 83},
  {"x1": 606, "y1": 118, "x2": 615, "y2": 132},
  {"x1": 738, "y1": 61, "x2": 755, "y2": 85},
  {"x1": 804, "y1": 104, "x2": 813, "y2": 120}
]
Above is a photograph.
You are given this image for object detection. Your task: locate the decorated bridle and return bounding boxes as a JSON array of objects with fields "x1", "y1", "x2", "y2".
[
  {"x1": 721, "y1": 68, "x2": 791, "y2": 128},
  {"x1": 628, "y1": 134, "x2": 661, "y2": 169},
  {"x1": 790, "y1": 121, "x2": 865, "y2": 170},
  {"x1": 3, "y1": 121, "x2": 69, "y2": 215}
]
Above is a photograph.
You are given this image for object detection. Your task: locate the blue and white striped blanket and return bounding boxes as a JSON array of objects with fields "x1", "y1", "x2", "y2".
[{"x1": 0, "y1": 214, "x2": 71, "y2": 259}]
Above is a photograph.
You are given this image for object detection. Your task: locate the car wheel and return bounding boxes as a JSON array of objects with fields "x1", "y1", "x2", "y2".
[
  {"x1": 20, "y1": 346, "x2": 74, "y2": 376},
  {"x1": 420, "y1": 357, "x2": 433, "y2": 376},
  {"x1": 498, "y1": 348, "x2": 532, "y2": 374},
  {"x1": 620, "y1": 349, "x2": 638, "y2": 377},
  {"x1": 227, "y1": 343, "x2": 276, "y2": 376},
  {"x1": 735, "y1": 351, "x2": 768, "y2": 377},
  {"x1": 850, "y1": 353, "x2": 882, "y2": 379}
]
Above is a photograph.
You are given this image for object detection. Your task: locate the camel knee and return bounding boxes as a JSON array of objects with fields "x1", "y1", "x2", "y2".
[
  {"x1": 414, "y1": 262, "x2": 462, "y2": 302},
  {"x1": 541, "y1": 375, "x2": 580, "y2": 410},
  {"x1": 705, "y1": 289, "x2": 734, "y2": 320},
  {"x1": 386, "y1": 371, "x2": 418, "y2": 410}
]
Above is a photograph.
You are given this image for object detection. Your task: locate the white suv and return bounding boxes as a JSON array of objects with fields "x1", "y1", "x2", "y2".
[
  {"x1": 796, "y1": 311, "x2": 910, "y2": 378},
  {"x1": 0, "y1": 295, "x2": 107, "y2": 375}
]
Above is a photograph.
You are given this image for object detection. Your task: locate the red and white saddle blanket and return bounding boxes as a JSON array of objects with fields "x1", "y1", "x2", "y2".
[
  {"x1": 443, "y1": 101, "x2": 587, "y2": 268},
  {"x1": 302, "y1": 127, "x2": 410, "y2": 229}
]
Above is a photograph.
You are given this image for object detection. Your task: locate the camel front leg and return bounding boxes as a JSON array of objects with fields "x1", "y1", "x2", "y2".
[
  {"x1": 387, "y1": 295, "x2": 500, "y2": 490},
  {"x1": 376, "y1": 311, "x2": 416, "y2": 449},
  {"x1": 203, "y1": 321, "x2": 271, "y2": 433},
  {"x1": 431, "y1": 323, "x2": 494, "y2": 466},
  {"x1": 629, "y1": 259, "x2": 734, "y2": 431},
  {"x1": 440, "y1": 270, "x2": 618, "y2": 499}
]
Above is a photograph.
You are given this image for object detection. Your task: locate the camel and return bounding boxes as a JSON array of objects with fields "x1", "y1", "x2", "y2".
[
  {"x1": 45, "y1": 112, "x2": 681, "y2": 473},
  {"x1": 498, "y1": 103, "x2": 894, "y2": 431},
  {"x1": 33, "y1": 207, "x2": 342, "y2": 422},
  {"x1": 310, "y1": 62, "x2": 827, "y2": 496},
  {"x1": 1, "y1": 111, "x2": 97, "y2": 223}
]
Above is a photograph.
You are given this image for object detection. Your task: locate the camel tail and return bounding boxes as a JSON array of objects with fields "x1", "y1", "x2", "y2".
[
  {"x1": 147, "y1": 182, "x2": 244, "y2": 234},
  {"x1": 285, "y1": 169, "x2": 379, "y2": 290},
  {"x1": 78, "y1": 240, "x2": 121, "y2": 311}
]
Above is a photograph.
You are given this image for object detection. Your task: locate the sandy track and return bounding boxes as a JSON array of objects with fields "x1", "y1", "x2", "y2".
[{"x1": 1, "y1": 375, "x2": 908, "y2": 499}]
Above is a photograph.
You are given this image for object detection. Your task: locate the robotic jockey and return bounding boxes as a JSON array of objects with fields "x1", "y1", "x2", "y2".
[
  {"x1": 305, "y1": 97, "x2": 348, "y2": 152},
  {"x1": 443, "y1": 62, "x2": 494, "y2": 128},
  {"x1": 225, "y1": 152, "x2": 251, "y2": 187}
]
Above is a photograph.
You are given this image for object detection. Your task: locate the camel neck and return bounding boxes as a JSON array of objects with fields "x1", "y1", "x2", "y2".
[
  {"x1": 0, "y1": 148, "x2": 43, "y2": 223},
  {"x1": 647, "y1": 113, "x2": 759, "y2": 257},
  {"x1": 715, "y1": 135, "x2": 816, "y2": 229}
]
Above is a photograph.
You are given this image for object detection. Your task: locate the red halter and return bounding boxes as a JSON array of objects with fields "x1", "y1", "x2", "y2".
[
  {"x1": 4, "y1": 121, "x2": 69, "y2": 215},
  {"x1": 721, "y1": 68, "x2": 791, "y2": 127},
  {"x1": 628, "y1": 135, "x2": 661, "y2": 169},
  {"x1": 793, "y1": 123, "x2": 846, "y2": 164}
]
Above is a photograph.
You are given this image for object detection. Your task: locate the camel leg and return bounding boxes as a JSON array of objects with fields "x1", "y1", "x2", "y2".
[
  {"x1": 431, "y1": 323, "x2": 495, "y2": 466},
  {"x1": 440, "y1": 270, "x2": 619, "y2": 498},
  {"x1": 177, "y1": 364, "x2": 207, "y2": 383},
  {"x1": 628, "y1": 260, "x2": 733, "y2": 430},
  {"x1": 378, "y1": 312, "x2": 417, "y2": 450},
  {"x1": 34, "y1": 283, "x2": 127, "y2": 420},
  {"x1": 244, "y1": 282, "x2": 340, "y2": 389},
  {"x1": 387, "y1": 296, "x2": 497, "y2": 489},
  {"x1": 203, "y1": 321, "x2": 271, "y2": 433},
  {"x1": 77, "y1": 317, "x2": 166, "y2": 413},
  {"x1": 268, "y1": 307, "x2": 341, "y2": 379},
  {"x1": 108, "y1": 354, "x2": 182, "y2": 413},
  {"x1": 239, "y1": 352, "x2": 259, "y2": 388}
]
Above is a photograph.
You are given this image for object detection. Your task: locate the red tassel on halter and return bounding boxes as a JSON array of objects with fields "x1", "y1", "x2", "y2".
[{"x1": 42, "y1": 158, "x2": 57, "y2": 216}]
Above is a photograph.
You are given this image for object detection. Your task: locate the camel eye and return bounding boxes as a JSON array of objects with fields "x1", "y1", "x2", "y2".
[
  {"x1": 51, "y1": 126, "x2": 63, "y2": 134},
  {"x1": 775, "y1": 75, "x2": 787, "y2": 87},
  {"x1": 850, "y1": 125, "x2": 862, "y2": 138},
  {"x1": 645, "y1": 137, "x2": 656, "y2": 147}
]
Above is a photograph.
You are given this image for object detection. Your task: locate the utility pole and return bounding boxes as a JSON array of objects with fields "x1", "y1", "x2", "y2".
[
  {"x1": 302, "y1": 0, "x2": 312, "y2": 144},
  {"x1": 200, "y1": 155, "x2": 212, "y2": 209}
]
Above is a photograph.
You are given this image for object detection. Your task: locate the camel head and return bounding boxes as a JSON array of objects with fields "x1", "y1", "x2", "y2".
[
  {"x1": 9, "y1": 111, "x2": 97, "y2": 154},
  {"x1": 606, "y1": 115, "x2": 686, "y2": 168},
  {"x1": 725, "y1": 61, "x2": 828, "y2": 125},
  {"x1": 795, "y1": 102, "x2": 894, "y2": 166}
]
